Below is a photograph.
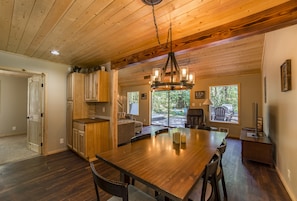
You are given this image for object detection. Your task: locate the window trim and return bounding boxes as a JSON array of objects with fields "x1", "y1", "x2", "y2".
[
  {"x1": 127, "y1": 91, "x2": 139, "y2": 116},
  {"x1": 209, "y1": 84, "x2": 240, "y2": 124}
]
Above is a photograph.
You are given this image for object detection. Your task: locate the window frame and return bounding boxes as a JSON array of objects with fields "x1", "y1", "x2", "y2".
[
  {"x1": 209, "y1": 84, "x2": 240, "y2": 124},
  {"x1": 151, "y1": 90, "x2": 190, "y2": 127},
  {"x1": 127, "y1": 91, "x2": 139, "y2": 115}
]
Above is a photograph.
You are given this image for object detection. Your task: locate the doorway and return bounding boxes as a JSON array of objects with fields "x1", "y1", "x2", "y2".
[
  {"x1": 151, "y1": 90, "x2": 190, "y2": 127},
  {"x1": 0, "y1": 69, "x2": 44, "y2": 164}
]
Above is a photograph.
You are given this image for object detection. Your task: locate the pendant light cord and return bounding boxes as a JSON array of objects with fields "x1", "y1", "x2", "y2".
[{"x1": 151, "y1": 2, "x2": 170, "y2": 49}]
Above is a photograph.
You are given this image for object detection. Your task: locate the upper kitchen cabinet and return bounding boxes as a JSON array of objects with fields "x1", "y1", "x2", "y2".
[
  {"x1": 67, "y1": 73, "x2": 88, "y2": 118},
  {"x1": 85, "y1": 70, "x2": 109, "y2": 102}
]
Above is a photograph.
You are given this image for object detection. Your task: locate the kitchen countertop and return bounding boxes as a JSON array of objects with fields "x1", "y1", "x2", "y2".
[{"x1": 73, "y1": 118, "x2": 109, "y2": 124}]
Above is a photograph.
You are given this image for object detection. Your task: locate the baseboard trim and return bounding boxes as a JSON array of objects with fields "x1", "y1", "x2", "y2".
[
  {"x1": 275, "y1": 165, "x2": 297, "y2": 201},
  {"x1": 0, "y1": 132, "x2": 26, "y2": 138},
  {"x1": 46, "y1": 147, "x2": 68, "y2": 155}
]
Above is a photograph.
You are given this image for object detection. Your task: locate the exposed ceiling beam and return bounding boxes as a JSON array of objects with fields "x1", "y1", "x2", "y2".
[{"x1": 111, "y1": 1, "x2": 297, "y2": 70}]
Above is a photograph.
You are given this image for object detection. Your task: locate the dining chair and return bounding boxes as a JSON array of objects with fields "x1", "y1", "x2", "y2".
[
  {"x1": 218, "y1": 127, "x2": 229, "y2": 138},
  {"x1": 154, "y1": 128, "x2": 169, "y2": 135},
  {"x1": 217, "y1": 139, "x2": 228, "y2": 200},
  {"x1": 188, "y1": 151, "x2": 221, "y2": 201},
  {"x1": 90, "y1": 162, "x2": 156, "y2": 201},
  {"x1": 130, "y1": 133, "x2": 151, "y2": 142}
]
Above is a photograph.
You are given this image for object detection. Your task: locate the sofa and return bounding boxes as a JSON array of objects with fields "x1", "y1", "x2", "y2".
[
  {"x1": 120, "y1": 113, "x2": 143, "y2": 133},
  {"x1": 118, "y1": 120, "x2": 135, "y2": 146},
  {"x1": 117, "y1": 113, "x2": 143, "y2": 146}
]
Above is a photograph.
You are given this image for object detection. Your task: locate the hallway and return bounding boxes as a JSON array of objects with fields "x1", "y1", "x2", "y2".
[{"x1": 0, "y1": 134, "x2": 39, "y2": 165}]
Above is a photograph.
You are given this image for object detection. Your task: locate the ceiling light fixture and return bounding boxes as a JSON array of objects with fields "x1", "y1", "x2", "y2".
[
  {"x1": 142, "y1": 0, "x2": 162, "y2": 6},
  {"x1": 144, "y1": 1, "x2": 195, "y2": 90},
  {"x1": 50, "y1": 50, "x2": 60, "y2": 55},
  {"x1": 150, "y1": 25, "x2": 195, "y2": 90}
]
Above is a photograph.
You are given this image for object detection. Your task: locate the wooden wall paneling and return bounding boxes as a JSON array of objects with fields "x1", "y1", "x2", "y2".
[
  {"x1": 7, "y1": 0, "x2": 35, "y2": 52},
  {"x1": 69, "y1": 0, "x2": 161, "y2": 64},
  {"x1": 16, "y1": 0, "x2": 55, "y2": 54},
  {"x1": 25, "y1": 0, "x2": 75, "y2": 57},
  {"x1": 0, "y1": 0, "x2": 14, "y2": 49},
  {"x1": 0, "y1": 0, "x2": 296, "y2": 78},
  {"x1": 111, "y1": 1, "x2": 297, "y2": 69},
  {"x1": 34, "y1": 0, "x2": 95, "y2": 59},
  {"x1": 36, "y1": 0, "x2": 106, "y2": 63}
]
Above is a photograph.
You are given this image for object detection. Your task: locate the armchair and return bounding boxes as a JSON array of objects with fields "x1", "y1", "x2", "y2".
[
  {"x1": 185, "y1": 109, "x2": 204, "y2": 128},
  {"x1": 214, "y1": 106, "x2": 226, "y2": 121},
  {"x1": 185, "y1": 109, "x2": 211, "y2": 130},
  {"x1": 214, "y1": 106, "x2": 233, "y2": 121}
]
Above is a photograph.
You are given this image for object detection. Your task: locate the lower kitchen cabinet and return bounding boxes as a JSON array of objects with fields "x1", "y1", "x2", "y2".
[{"x1": 72, "y1": 121, "x2": 110, "y2": 161}]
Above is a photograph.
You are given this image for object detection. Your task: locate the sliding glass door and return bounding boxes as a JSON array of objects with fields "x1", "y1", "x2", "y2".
[{"x1": 151, "y1": 90, "x2": 190, "y2": 127}]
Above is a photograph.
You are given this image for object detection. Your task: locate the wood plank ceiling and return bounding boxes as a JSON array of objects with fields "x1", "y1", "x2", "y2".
[{"x1": 1, "y1": 0, "x2": 297, "y2": 86}]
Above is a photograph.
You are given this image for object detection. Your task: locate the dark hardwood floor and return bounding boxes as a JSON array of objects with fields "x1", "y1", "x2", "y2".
[{"x1": 0, "y1": 138, "x2": 291, "y2": 201}]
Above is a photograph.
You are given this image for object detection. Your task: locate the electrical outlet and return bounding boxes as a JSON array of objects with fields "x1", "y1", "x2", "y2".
[
  {"x1": 288, "y1": 169, "x2": 291, "y2": 181},
  {"x1": 60, "y1": 138, "x2": 64, "y2": 144},
  {"x1": 102, "y1": 107, "x2": 105, "y2": 112},
  {"x1": 12, "y1": 126, "x2": 16, "y2": 131}
]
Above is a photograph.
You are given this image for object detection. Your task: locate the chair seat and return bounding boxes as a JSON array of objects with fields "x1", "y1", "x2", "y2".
[
  {"x1": 108, "y1": 185, "x2": 156, "y2": 201},
  {"x1": 188, "y1": 179, "x2": 212, "y2": 201}
]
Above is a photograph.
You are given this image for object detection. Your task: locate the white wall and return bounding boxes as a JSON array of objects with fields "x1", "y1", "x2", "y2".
[
  {"x1": 263, "y1": 25, "x2": 297, "y2": 201},
  {"x1": 120, "y1": 73, "x2": 262, "y2": 137},
  {"x1": 0, "y1": 75, "x2": 27, "y2": 137},
  {"x1": 190, "y1": 74, "x2": 262, "y2": 138},
  {"x1": 120, "y1": 84, "x2": 151, "y2": 125},
  {"x1": 0, "y1": 50, "x2": 69, "y2": 154}
]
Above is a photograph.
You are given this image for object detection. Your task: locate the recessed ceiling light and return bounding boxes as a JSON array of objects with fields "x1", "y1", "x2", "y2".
[{"x1": 51, "y1": 50, "x2": 60, "y2": 55}]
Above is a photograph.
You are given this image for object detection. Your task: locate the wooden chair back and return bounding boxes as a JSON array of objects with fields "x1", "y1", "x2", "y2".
[
  {"x1": 188, "y1": 152, "x2": 221, "y2": 201},
  {"x1": 202, "y1": 152, "x2": 220, "y2": 201},
  {"x1": 90, "y1": 162, "x2": 129, "y2": 201},
  {"x1": 155, "y1": 128, "x2": 169, "y2": 135},
  {"x1": 130, "y1": 133, "x2": 151, "y2": 142},
  {"x1": 214, "y1": 107, "x2": 226, "y2": 121},
  {"x1": 217, "y1": 139, "x2": 228, "y2": 200},
  {"x1": 218, "y1": 139, "x2": 227, "y2": 157},
  {"x1": 185, "y1": 109, "x2": 204, "y2": 128}
]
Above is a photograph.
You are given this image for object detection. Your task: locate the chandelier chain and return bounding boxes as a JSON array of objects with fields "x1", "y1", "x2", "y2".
[
  {"x1": 151, "y1": 2, "x2": 169, "y2": 49},
  {"x1": 146, "y1": 0, "x2": 195, "y2": 90}
]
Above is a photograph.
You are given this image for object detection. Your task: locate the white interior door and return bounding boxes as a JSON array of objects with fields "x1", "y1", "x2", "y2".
[{"x1": 27, "y1": 74, "x2": 44, "y2": 153}]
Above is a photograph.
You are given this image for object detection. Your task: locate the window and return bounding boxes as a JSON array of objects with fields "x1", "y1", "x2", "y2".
[
  {"x1": 127, "y1": 91, "x2": 139, "y2": 115},
  {"x1": 209, "y1": 84, "x2": 239, "y2": 124},
  {"x1": 151, "y1": 90, "x2": 190, "y2": 127}
]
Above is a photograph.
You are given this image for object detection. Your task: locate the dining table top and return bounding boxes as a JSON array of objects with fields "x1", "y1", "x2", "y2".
[{"x1": 96, "y1": 127, "x2": 227, "y2": 201}]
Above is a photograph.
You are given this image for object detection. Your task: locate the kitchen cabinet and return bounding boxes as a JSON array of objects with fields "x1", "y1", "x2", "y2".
[
  {"x1": 85, "y1": 70, "x2": 109, "y2": 102},
  {"x1": 72, "y1": 120, "x2": 110, "y2": 161},
  {"x1": 66, "y1": 73, "x2": 88, "y2": 149}
]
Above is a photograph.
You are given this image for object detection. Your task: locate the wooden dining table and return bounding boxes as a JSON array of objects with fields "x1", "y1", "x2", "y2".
[{"x1": 96, "y1": 127, "x2": 227, "y2": 201}]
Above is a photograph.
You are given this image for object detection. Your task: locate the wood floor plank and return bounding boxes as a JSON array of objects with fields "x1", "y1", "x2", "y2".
[{"x1": 0, "y1": 139, "x2": 292, "y2": 201}]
